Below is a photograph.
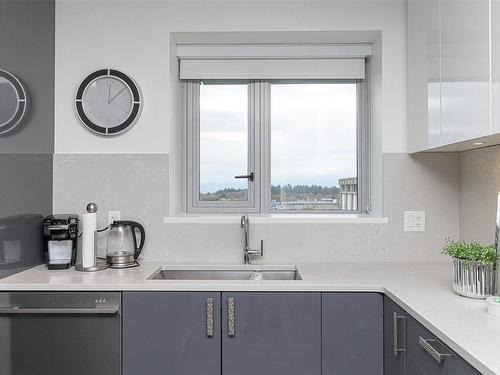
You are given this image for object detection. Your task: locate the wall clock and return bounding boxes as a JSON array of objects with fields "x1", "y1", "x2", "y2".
[
  {"x1": 75, "y1": 69, "x2": 143, "y2": 136},
  {"x1": 0, "y1": 69, "x2": 29, "y2": 135}
]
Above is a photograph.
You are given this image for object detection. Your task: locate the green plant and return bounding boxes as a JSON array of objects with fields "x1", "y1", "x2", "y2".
[{"x1": 441, "y1": 239, "x2": 496, "y2": 266}]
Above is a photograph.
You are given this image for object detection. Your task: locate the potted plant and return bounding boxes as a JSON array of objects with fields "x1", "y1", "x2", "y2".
[{"x1": 442, "y1": 239, "x2": 496, "y2": 299}]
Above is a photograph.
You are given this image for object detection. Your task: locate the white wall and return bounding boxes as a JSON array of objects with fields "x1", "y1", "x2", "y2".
[
  {"x1": 53, "y1": 0, "x2": 463, "y2": 262},
  {"x1": 55, "y1": 0, "x2": 408, "y2": 154}
]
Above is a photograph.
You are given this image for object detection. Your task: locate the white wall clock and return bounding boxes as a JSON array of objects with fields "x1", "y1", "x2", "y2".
[
  {"x1": 75, "y1": 69, "x2": 143, "y2": 136},
  {"x1": 0, "y1": 69, "x2": 29, "y2": 135}
]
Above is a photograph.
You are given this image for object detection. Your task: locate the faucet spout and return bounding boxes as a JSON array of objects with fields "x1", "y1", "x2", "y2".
[{"x1": 241, "y1": 214, "x2": 263, "y2": 264}]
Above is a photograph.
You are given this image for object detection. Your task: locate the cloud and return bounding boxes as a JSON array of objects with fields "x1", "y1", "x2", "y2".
[{"x1": 199, "y1": 82, "x2": 357, "y2": 193}]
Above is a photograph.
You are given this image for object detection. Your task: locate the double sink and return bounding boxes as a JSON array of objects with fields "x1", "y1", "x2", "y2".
[{"x1": 148, "y1": 266, "x2": 302, "y2": 281}]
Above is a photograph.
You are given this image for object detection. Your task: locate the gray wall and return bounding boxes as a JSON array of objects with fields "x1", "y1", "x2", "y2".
[
  {"x1": 0, "y1": 0, "x2": 55, "y2": 278},
  {"x1": 0, "y1": 0, "x2": 55, "y2": 154},
  {"x1": 0, "y1": 154, "x2": 53, "y2": 218},
  {"x1": 460, "y1": 145, "x2": 500, "y2": 244}
]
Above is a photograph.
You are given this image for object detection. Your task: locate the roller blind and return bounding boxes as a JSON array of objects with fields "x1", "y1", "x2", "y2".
[{"x1": 178, "y1": 43, "x2": 371, "y2": 80}]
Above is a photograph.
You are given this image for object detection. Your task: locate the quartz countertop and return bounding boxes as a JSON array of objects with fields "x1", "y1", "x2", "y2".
[{"x1": 0, "y1": 261, "x2": 498, "y2": 375}]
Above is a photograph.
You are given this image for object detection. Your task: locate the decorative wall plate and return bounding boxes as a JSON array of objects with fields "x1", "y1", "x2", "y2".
[
  {"x1": 0, "y1": 69, "x2": 29, "y2": 135},
  {"x1": 75, "y1": 69, "x2": 142, "y2": 136}
]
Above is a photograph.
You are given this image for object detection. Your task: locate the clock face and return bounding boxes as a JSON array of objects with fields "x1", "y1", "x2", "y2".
[
  {"x1": 0, "y1": 77, "x2": 19, "y2": 124},
  {"x1": 0, "y1": 70, "x2": 28, "y2": 135},
  {"x1": 75, "y1": 69, "x2": 142, "y2": 136},
  {"x1": 82, "y1": 76, "x2": 133, "y2": 128}
]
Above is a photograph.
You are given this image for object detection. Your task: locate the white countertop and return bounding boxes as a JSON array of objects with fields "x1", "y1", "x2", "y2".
[{"x1": 0, "y1": 261, "x2": 499, "y2": 375}]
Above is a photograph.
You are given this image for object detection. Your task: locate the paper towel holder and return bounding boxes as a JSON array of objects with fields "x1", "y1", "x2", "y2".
[{"x1": 75, "y1": 202, "x2": 109, "y2": 272}]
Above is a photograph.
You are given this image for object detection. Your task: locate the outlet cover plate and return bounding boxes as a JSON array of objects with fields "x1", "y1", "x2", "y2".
[{"x1": 404, "y1": 211, "x2": 425, "y2": 232}]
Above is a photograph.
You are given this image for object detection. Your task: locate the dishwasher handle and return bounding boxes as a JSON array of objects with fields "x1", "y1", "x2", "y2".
[{"x1": 0, "y1": 304, "x2": 120, "y2": 315}]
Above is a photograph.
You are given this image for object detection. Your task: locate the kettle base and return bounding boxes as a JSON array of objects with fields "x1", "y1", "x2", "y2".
[
  {"x1": 106, "y1": 253, "x2": 139, "y2": 269},
  {"x1": 108, "y1": 260, "x2": 139, "y2": 269}
]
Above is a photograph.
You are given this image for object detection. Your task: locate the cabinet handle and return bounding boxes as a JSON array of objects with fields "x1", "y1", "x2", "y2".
[
  {"x1": 393, "y1": 312, "x2": 407, "y2": 356},
  {"x1": 227, "y1": 297, "x2": 235, "y2": 337},
  {"x1": 418, "y1": 337, "x2": 453, "y2": 364},
  {"x1": 206, "y1": 297, "x2": 214, "y2": 337}
]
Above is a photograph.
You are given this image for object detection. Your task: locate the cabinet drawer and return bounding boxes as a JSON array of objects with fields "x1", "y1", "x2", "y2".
[
  {"x1": 407, "y1": 316, "x2": 451, "y2": 374},
  {"x1": 406, "y1": 315, "x2": 480, "y2": 375}
]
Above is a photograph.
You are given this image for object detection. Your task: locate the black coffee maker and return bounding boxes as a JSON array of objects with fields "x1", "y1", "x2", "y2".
[{"x1": 43, "y1": 215, "x2": 79, "y2": 270}]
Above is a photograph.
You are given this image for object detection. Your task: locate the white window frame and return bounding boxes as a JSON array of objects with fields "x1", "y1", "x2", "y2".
[
  {"x1": 181, "y1": 80, "x2": 262, "y2": 213},
  {"x1": 180, "y1": 74, "x2": 371, "y2": 214}
]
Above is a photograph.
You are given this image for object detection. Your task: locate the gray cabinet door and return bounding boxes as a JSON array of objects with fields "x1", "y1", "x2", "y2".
[
  {"x1": 445, "y1": 354, "x2": 481, "y2": 375},
  {"x1": 221, "y1": 292, "x2": 321, "y2": 375},
  {"x1": 123, "y1": 292, "x2": 221, "y2": 375},
  {"x1": 322, "y1": 293, "x2": 383, "y2": 375},
  {"x1": 384, "y1": 296, "x2": 406, "y2": 375}
]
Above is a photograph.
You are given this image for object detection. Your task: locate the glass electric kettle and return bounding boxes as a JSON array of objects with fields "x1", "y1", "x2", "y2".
[{"x1": 106, "y1": 221, "x2": 145, "y2": 268}]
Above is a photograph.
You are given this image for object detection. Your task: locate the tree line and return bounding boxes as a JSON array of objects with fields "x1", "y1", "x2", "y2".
[
  {"x1": 202, "y1": 184, "x2": 340, "y2": 196},
  {"x1": 271, "y1": 184, "x2": 339, "y2": 195}
]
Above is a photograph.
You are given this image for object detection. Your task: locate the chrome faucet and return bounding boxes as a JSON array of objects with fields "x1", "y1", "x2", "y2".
[{"x1": 241, "y1": 214, "x2": 263, "y2": 264}]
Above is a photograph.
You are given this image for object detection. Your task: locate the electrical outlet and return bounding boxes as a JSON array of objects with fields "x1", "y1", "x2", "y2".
[
  {"x1": 404, "y1": 211, "x2": 425, "y2": 232},
  {"x1": 108, "y1": 211, "x2": 120, "y2": 225}
]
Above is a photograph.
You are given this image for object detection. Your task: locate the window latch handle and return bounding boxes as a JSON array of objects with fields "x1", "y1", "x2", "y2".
[{"x1": 234, "y1": 172, "x2": 254, "y2": 182}]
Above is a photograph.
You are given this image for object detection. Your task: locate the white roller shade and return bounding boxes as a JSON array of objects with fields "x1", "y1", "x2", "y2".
[
  {"x1": 178, "y1": 43, "x2": 370, "y2": 80},
  {"x1": 180, "y1": 58, "x2": 365, "y2": 80},
  {"x1": 177, "y1": 43, "x2": 372, "y2": 60}
]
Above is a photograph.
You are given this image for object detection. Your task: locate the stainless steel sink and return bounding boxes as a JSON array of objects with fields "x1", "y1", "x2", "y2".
[{"x1": 147, "y1": 267, "x2": 302, "y2": 281}]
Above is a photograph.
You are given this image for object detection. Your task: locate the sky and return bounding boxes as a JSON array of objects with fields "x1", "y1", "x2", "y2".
[{"x1": 199, "y1": 82, "x2": 357, "y2": 193}]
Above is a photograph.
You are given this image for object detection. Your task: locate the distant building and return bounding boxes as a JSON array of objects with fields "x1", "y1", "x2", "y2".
[{"x1": 339, "y1": 177, "x2": 357, "y2": 211}]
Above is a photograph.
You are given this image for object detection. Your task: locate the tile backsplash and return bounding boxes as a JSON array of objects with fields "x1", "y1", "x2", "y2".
[
  {"x1": 460, "y1": 145, "x2": 500, "y2": 244},
  {"x1": 53, "y1": 152, "x2": 459, "y2": 263},
  {"x1": 53, "y1": 154, "x2": 169, "y2": 260}
]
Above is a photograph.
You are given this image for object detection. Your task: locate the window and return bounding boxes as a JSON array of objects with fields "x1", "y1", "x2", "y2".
[
  {"x1": 271, "y1": 82, "x2": 358, "y2": 211},
  {"x1": 199, "y1": 83, "x2": 249, "y2": 202},
  {"x1": 182, "y1": 79, "x2": 369, "y2": 214}
]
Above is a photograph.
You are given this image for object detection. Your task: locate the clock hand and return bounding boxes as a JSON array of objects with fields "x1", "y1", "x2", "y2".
[
  {"x1": 108, "y1": 87, "x2": 127, "y2": 103},
  {"x1": 107, "y1": 82, "x2": 111, "y2": 103}
]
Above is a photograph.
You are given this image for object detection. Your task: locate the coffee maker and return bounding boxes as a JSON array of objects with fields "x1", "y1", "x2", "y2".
[{"x1": 43, "y1": 215, "x2": 79, "y2": 270}]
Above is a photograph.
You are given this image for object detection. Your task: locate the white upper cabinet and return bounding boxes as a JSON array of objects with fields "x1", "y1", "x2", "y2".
[
  {"x1": 408, "y1": 0, "x2": 440, "y2": 152},
  {"x1": 440, "y1": 0, "x2": 490, "y2": 145},
  {"x1": 408, "y1": 0, "x2": 492, "y2": 152},
  {"x1": 492, "y1": 0, "x2": 500, "y2": 134}
]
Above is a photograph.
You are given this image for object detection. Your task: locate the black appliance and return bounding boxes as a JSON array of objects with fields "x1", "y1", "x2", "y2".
[
  {"x1": 0, "y1": 292, "x2": 121, "y2": 375},
  {"x1": 43, "y1": 215, "x2": 78, "y2": 270},
  {"x1": 0, "y1": 214, "x2": 44, "y2": 278}
]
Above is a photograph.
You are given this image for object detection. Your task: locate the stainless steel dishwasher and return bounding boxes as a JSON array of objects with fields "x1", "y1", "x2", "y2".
[{"x1": 0, "y1": 292, "x2": 121, "y2": 375}]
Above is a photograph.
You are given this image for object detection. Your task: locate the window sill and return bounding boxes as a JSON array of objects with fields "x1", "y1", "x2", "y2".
[{"x1": 163, "y1": 214, "x2": 388, "y2": 224}]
